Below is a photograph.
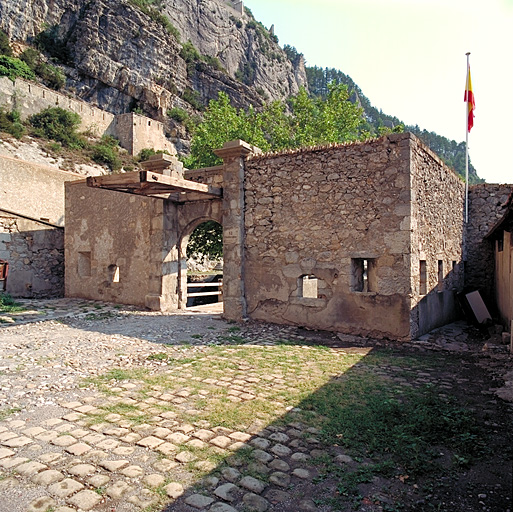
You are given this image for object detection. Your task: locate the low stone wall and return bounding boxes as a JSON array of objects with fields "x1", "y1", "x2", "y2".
[
  {"x1": 466, "y1": 184, "x2": 512, "y2": 307},
  {"x1": 0, "y1": 210, "x2": 64, "y2": 297}
]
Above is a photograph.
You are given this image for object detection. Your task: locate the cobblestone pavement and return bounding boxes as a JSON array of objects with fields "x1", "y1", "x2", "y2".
[{"x1": 0, "y1": 299, "x2": 511, "y2": 512}]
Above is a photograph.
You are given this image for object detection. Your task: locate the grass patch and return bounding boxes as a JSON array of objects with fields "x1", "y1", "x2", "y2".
[
  {"x1": 0, "y1": 293, "x2": 25, "y2": 313},
  {"x1": 0, "y1": 407, "x2": 21, "y2": 421}
]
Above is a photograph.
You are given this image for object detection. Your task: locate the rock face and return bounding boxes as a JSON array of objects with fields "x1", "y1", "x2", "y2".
[{"x1": 0, "y1": 0, "x2": 307, "y2": 122}]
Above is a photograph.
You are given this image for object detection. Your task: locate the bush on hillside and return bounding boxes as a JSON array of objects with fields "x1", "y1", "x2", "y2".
[
  {"x1": 29, "y1": 107, "x2": 85, "y2": 148},
  {"x1": 20, "y1": 48, "x2": 65, "y2": 90},
  {"x1": 0, "y1": 108, "x2": 25, "y2": 139},
  {"x1": 0, "y1": 55, "x2": 36, "y2": 82},
  {"x1": 91, "y1": 135, "x2": 122, "y2": 171}
]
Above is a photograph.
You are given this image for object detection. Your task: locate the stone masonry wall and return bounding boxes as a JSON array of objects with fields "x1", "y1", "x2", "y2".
[
  {"x1": 0, "y1": 210, "x2": 64, "y2": 297},
  {"x1": 243, "y1": 134, "x2": 414, "y2": 340},
  {"x1": 409, "y1": 135, "x2": 465, "y2": 337},
  {"x1": 466, "y1": 184, "x2": 512, "y2": 308}
]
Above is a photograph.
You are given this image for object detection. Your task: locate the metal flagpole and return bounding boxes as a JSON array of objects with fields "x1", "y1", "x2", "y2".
[{"x1": 465, "y1": 52, "x2": 470, "y2": 224}]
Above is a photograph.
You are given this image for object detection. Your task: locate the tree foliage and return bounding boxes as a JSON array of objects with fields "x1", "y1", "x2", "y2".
[
  {"x1": 306, "y1": 65, "x2": 483, "y2": 184},
  {"x1": 0, "y1": 30, "x2": 13, "y2": 57},
  {"x1": 187, "y1": 221, "x2": 223, "y2": 260},
  {"x1": 29, "y1": 107, "x2": 85, "y2": 148},
  {"x1": 184, "y1": 84, "x2": 365, "y2": 169}
]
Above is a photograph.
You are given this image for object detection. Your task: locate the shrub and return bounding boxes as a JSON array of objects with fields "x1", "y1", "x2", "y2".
[
  {"x1": 34, "y1": 25, "x2": 71, "y2": 64},
  {"x1": 0, "y1": 108, "x2": 25, "y2": 139},
  {"x1": 137, "y1": 147, "x2": 169, "y2": 162},
  {"x1": 29, "y1": 107, "x2": 85, "y2": 148},
  {"x1": 91, "y1": 142, "x2": 122, "y2": 171},
  {"x1": 182, "y1": 88, "x2": 203, "y2": 110},
  {"x1": 0, "y1": 30, "x2": 13, "y2": 57},
  {"x1": 167, "y1": 106, "x2": 188, "y2": 122},
  {"x1": 20, "y1": 48, "x2": 65, "y2": 90},
  {"x1": 180, "y1": 41, "x2": 201, "y2": 63},
  {"x1": 128, "y1": 0, "x2": 181, "y2": 41},
  {"x1": 0, "y1": 56, "x2": 36, "y2": 82}
]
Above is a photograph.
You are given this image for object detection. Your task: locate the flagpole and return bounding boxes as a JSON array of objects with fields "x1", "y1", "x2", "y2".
[{"x1": 465, "y1": 52, "x2": 470, "y2": 224}]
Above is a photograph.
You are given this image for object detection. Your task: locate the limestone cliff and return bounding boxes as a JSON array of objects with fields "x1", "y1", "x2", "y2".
[{"x1": 0, "y1": 0, "x2": 307, "y2": 129}]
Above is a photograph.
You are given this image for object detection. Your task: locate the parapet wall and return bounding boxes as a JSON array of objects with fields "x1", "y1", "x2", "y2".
[{"x1": 466, "y1": 183, "x2": 513, "y2": 305}]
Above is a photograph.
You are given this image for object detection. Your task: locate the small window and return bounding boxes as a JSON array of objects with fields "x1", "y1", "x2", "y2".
[
  {"x1": 351, "y1": 258, "x2": 376, "y2": 292},
  {"x1": 419, "y1": 260, "x2": 427, "y2": 295},
  {"x1": 299, "y1": 275, "x2": 318, "y2": 298},
  {"x1": 498, "y1": 238, "x2": 504, "y2": 252},
  {"x1": 78, "y1": 252, "x2": 91, "y2": 278},
  {"x1": 108, "y1": 264, "x2": 120, "y2": 283},
  {"x1": 437, "y1": 260, "x2": 444, "y2": 291}
]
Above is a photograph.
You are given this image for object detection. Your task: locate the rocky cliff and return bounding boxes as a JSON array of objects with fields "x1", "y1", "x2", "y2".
[{"x1": 0, "y1": 0, "x2": 307, "y2": 142}]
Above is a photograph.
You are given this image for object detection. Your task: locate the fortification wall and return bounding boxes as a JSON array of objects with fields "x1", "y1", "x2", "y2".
[
  {"x1": 466, "y1": 184, "x2": 512, "y2": 307},
  {"x1": 243, "y1": 134, "x2": 413, "y2": 340},
  {"x1": 0, "y1": 154, "x2": 82, "y2": 226},
  {"x1": 409, "y1": 135, "x2": 465, "y2": 337},
  {"x1": 0, "y1": 211, "x2": 64, "y2": 297},
  {"x1": 0, "y1": 77, "x2": 115, "y2": 135},
  {"x1": 0, "y1": 77, "x2": 173, "y2": 155}
]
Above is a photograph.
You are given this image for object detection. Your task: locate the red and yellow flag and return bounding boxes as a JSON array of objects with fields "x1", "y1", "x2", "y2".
[{"x1": 464, "y1": 66, "x2": 475, "y2": 132}]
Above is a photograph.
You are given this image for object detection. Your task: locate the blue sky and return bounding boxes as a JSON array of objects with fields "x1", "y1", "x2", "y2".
[{"x1": 245, "y1": 0, "x2": 513, "y2": 184}]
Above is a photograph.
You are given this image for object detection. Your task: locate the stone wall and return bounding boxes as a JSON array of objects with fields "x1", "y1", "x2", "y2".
[
  {"x1": 65, "y1": 180, "x2": 180, "y2": 310},
  {"x1": 243, "y1": 135, "x2": 414, "y2": 339},
  {"x1": 409, "y1": 136, "x2": 465, "y2": 337},
  {"x1": 0, "y1": 154, "x2": 82, "y2": 226},
  {"x1": 0, "y1": 210, "x2": 64, "y2": 297},
  {"x1": 113, "y1": 113, "x2": 175, "y2": 157},
  {"x1": 466, "y1": 184, "x2": 512, "y2": 306}
]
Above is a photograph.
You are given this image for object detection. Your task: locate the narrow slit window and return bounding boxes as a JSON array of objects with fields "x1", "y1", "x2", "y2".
[
  {"x1": 437, "y1": 260, "x2": 444, "y2": 291},
  {"x1": 498, "y1": 238, "x2": 504, "y2": 252},
  {"x1": 108, "y1": 264, "x2": 120, "y2": 283},
  {"x1": 419, "y1": 260, "x2": 427, "y2": 295}
]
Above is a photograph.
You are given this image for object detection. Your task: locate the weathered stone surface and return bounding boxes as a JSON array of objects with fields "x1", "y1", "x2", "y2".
[
  {"x1": 243, "y1": 492, "x2": 269, "y2": 512},
  {"x1": 214, "y1": 482, "x2": 239, "y2": 502},
  {"x1": 27, "y1": 496, "x2": 56, "y2": 512},
  {"x1": 68, "y1": 490, "x2": 103, "y2": 510},
  {"x1": 184, "y1": 493, "x2": 215, "y2": 508},
  {"x1": 15, "y1": 461, "x2": 47, "y2": 476},
  {"x1": 31, "y1": 470, "x2": 65, "y2": 485},
  {"x1": 239, "y1": 476, "x2": 266, "y2": 494},
  {"x1": 48, "y1": 478, "x2": 84, "y2": 498},
  {"x1": 106, "y1": 480, "x2": 133, "y2": 499},
  {"x1": 165, "y1": 482, "x2": 184, "y2": 498}
]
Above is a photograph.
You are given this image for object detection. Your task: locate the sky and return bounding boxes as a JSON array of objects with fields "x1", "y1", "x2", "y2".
[{"x1": 245, "y1": 0, "x2": 513, "y2": 184}]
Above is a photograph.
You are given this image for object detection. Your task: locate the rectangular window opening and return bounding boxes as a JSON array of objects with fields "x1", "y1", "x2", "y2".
[
  {"x1": 498, "y1": 238, "x2": 504, "y2": 252},
  {"x1": 352, "y1": 258, "x2": 376, "y2": 292},
  {"x1": 419, "y1": 260, "x2": 427, "y2": 295},
  {"x1": 299, "y1": 275, "x2": 318, "y2": 298}
]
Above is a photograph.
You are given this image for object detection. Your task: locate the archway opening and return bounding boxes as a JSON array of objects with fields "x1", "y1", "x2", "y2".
[{"x1": 185, "y1": 220, "x2": 223, "y2": 308}]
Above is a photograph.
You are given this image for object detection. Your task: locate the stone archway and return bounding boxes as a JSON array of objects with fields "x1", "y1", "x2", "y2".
[{"x1": 177, "y1": 216, "x2": 223, "y2": 309}]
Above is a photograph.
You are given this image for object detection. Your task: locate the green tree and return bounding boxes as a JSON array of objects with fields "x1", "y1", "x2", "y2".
[
  {"x1": 184, "y1": 84, "x2": 365, "y2": 169},
  {"x1": 187, "y1": 221, "x2": 223, "y2": 260},
  {"x1": 0, "y1": 56, "x2": 36, "y2": 82}
]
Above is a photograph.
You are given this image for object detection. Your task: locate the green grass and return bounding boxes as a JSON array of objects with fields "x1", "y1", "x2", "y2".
[
  {"x1": 0, "y1": 293, "x2": 25, "y2": 313},
  {"x1": 0, "y1": 407, "x2": 21, "y2": 421}
]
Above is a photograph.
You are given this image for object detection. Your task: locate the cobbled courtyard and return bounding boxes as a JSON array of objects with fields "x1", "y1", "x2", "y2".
[{"x1": 0, "y1": 299, "x2": 512, "y2": 512}]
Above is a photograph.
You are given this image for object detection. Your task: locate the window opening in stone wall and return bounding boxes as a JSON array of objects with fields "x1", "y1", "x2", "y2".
[
  {"x1": 78, "y1": 252, "x2": 91, "y2": 278},
  {"x1": 437, "y1": 260, "x2": 444, "y2": 291},
  {"x1": 351, "y1": 258, "x2": 376, "y2": 292},
  {"x1": 108, "y1": 264, "x2": 120, "y2": 283},
  {"x1": 299, "y1": 275, "x2": 318, "y2": 298},
  {"x1": 186, "y1": 221, "x2": 223, "y2": 307},
  {"x1": 419, "y1": 260, "x2": 427, "y2": 295}
]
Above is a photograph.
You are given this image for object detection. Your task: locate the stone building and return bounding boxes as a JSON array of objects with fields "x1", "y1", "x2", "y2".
[
  {"x1": 485, "y1": 191, "x2": 513, "y2": 332},
  {"x1": 65, "y1": 133, "x2": 471, "y2": 340}
]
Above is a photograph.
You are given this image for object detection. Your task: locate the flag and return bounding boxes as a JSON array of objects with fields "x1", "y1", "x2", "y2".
[{"x1": 464, "y1": 65, "x2": 475, "y2": 132}]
